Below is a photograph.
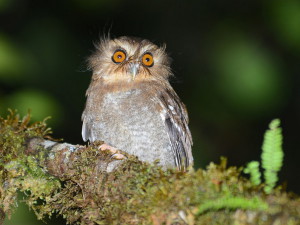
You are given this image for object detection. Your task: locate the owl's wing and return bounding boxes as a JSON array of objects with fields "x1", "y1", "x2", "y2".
[
  {"x1": 81, "y1": 115, "x2": 91, "y2": 142},
  {"x1": 158, "y1": 88, "x2": 193, "y2": 170},
  {"x1": 81, "y1": 83, "x2": 99, "y2": 143}
]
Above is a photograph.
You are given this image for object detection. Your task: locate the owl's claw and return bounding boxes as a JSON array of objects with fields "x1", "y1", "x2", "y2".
[
  {"x1": 99, "y1": 144, "x2": 118, "y2": 154},
  {"x1": 111, "y1": 153, "x2": 126, "y2": 160},
  {"x1": 98, "y1": 144, "x2": 126, "y2": 160}
]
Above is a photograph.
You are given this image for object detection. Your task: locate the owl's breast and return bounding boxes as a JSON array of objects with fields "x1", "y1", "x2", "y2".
[{"x1": 83, "y1": 88, "x2": 175, "y2": 167}]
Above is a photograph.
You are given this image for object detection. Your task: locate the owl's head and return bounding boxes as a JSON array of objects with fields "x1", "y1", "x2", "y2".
[{"x1": 88, "y1": 36, "x2": 172, "y2": 82}]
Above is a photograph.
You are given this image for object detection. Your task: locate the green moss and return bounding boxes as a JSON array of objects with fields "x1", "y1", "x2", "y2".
[{"x1": 0, "y1": 110, "x2": 60, "y2": 217}]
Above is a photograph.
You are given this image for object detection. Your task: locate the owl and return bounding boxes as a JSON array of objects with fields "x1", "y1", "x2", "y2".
[{"x1": 82, "y1": 36, "x2": 193, "y2": 170}]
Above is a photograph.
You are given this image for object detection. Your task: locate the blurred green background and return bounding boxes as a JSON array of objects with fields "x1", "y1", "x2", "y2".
[{"x1": 1, "y1": 0, "x2": 300, "y2": 224}]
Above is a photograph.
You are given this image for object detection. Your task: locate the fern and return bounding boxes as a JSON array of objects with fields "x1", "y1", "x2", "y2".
[
  {"x1": 261, "y1": 119, "x2": 284, "y2": 193},
  {"x1": 244, "y1": 119, "x2": 284, "y2": 194},
  {"x1": 197, "y1": 196, "x2": 267, "y2": 214},
  {"x1": 244, "y1": 161, "x2": 261, "y2": 185}
]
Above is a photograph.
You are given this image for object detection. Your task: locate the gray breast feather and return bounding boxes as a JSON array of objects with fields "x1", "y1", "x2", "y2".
[{"x1": 81, "y1": 87, "x2": 193, "y2": 170}]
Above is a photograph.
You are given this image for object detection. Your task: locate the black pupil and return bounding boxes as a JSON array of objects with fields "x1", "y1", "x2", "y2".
[
  {"x1": 117, "y1": 54, "x2": 122, "y2": 59},
  {"x1": 145, "y1": 57, "x2": 150, "y2": 62}
]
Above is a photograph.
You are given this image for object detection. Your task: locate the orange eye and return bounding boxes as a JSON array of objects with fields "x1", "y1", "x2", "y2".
[
  {"x1": 142, "y1": 53, "x2": 154, "y2": 67},
  {"x1": 112, "y1": 50, "x2": 126, "y2": 64}
]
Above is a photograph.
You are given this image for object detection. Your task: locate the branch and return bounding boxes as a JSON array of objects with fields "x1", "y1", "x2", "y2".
[
  {"x1": 26, "y1": 138, "x2": 125, "y2": 177},
  {"x1": 1, "y1": 111, "x2": 300, "y2": 225}
]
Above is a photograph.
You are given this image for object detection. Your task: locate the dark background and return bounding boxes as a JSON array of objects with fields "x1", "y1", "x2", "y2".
[{"x1": 1, "y1": 0, "x2": 300, "y2": 224}]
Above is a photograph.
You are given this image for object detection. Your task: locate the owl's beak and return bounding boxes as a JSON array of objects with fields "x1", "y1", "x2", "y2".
[{"x1": 129, "y1": 62, "x2": 140, "y2": 80}]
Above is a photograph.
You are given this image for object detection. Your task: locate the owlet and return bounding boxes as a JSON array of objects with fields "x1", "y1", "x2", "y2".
[{"x1": 82, "y1": 36, "x2": 193, "y2": 170}]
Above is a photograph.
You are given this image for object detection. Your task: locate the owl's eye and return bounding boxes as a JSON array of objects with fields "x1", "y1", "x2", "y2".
[
  {"x1": 112, "y1": 50, "x2": 126, "y2": 64},
  {"x1": 142, "y1": 53, "x2": 154, "y2": 67}
]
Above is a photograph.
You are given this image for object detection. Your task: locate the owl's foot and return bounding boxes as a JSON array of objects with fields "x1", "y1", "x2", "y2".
[{"x1": 99, "y1": 143, "x2": 126, "y2": 160}]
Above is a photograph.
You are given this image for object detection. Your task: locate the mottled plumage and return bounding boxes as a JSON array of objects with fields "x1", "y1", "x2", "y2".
[{"x1": 82, "y1": 36, "x2": 193, "y2": 170}]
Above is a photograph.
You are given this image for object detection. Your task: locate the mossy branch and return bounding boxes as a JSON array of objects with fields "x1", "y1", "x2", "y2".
[{"x1": 0, "y1": 111, "x2": 299, "y2": 225}]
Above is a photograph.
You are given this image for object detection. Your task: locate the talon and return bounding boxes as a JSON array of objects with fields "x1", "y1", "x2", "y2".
[
  {"x1": 99, "y1": 143, "x2": 118, "y2": 154},
  {"x1": 111, "y1": 153, "x2": 126, "y2": 160},
  {"x1": 97, "y1": 143, "x2": 126, "y2": 160}
]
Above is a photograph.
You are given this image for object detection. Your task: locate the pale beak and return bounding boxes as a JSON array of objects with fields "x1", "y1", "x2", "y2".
[{"x1": 129, "y1": 62, "x2": 140, "y2": 80}]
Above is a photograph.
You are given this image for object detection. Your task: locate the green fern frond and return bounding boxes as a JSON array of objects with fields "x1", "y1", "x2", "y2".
[
  {"x1": 244, "y1": 161, "x2": 261, "y2": 185},
  {"x1": 197, "y1": 196, "x2": 268, "y2": 214},
  {"x1": 261, "y1": 119, "x2": 284, "y2": 194}
]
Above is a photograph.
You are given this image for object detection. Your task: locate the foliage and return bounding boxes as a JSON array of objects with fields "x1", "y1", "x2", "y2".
[
  {"x1": 197, "y1": 196, "x2": 267, "y2": 214},
  {"x1": 261, "y1": 119, "x2": 284, "y2": 193},
  {"x1": 244, "y1": 119, "x2": 284, "y2": 194},
  {"x1": 244, "y1": 161, "x2": 261, "y2": 186}
]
